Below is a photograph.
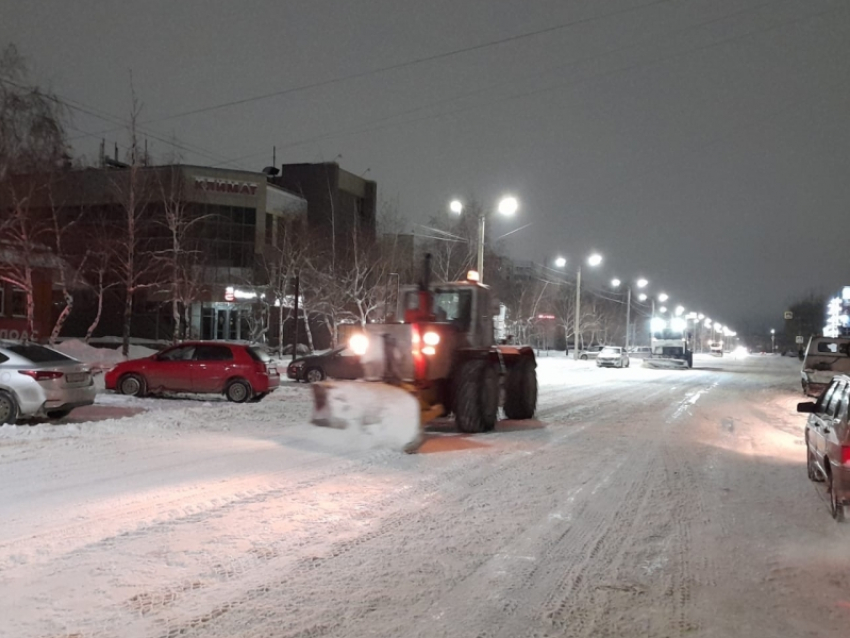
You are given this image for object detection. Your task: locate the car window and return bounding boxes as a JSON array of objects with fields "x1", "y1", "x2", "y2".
[
  {"x1": 158, "y1": 345, "x2": 196, "y2": 361},
  {"x1": 3, "y1": 343, "x2": 73, "y2": 363},
  {"x1": 836, "y1": 386, "x2": 849, "y2": 424},
  {"x1": 817, "y1": 342, "x2": 843, "y2": 354},
  {"x1": 0, "y1": 352, "x2": 8, "y2": 364},
  {"x1": 816, "y1": 383, "x2": 838, "y2": 414},
  {"x1": 245, "y1": 346, "x2": 271, "y2": 362},
  {"x1": 193, "y1": 345, "x2": 233, "y2": 361},
  {"x1": 601, "y1": 347, "x2": 619, "y2": 354},
  {"x1": 827, "y1": 381, "x2": 847, "y2": 419}
]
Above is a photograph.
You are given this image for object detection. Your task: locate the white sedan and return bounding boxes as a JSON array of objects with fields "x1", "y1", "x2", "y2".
[
  {"x1": 596, "y1": 346, "x2": 630, "y2": 368},
  {"x1": 0, "y1": 341, "x2": 96, "y2": 423}
]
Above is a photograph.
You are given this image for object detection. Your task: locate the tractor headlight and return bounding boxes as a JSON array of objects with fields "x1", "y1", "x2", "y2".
[
  {"x1": 349, "y1": 333, "x2": 369, "y2": 355},
  {"x1": 422, "y1": 346, "x2": 437, "y2": 356},
  {"x1": 423, "y1": 331, "x2": 440, "y2": 346}
]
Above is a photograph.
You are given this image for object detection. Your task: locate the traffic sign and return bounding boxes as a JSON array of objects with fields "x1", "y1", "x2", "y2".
[
  {"x1": 784, "y1": 311, "x2": 793, "y2": 320},
  {"x1": 796, "y1": 335, "x2": 804, "y2": 344}
]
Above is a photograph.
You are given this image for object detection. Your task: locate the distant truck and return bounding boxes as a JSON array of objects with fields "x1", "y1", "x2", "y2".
[
  {"x1": 801, "y1": 336, "x2": 850, "y2": 397},
  {"x1": 644, "y1": 317, "x2": 693, "y2": 369}
]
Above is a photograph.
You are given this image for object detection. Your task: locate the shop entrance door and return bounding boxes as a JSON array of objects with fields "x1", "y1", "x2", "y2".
[{"x1": 201, "y1": 305, "x2": 252, "y2": 341}]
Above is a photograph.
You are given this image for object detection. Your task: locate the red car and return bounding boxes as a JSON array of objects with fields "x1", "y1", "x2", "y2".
[{"x1": 105, "y1": 342, "x2": 280, "y2": 402}]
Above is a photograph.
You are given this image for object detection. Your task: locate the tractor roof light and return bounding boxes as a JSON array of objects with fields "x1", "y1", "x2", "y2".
[
  {"x1": 467, "y1": 270, "x2": 480, "y2": 282},
  {"x1": 423, "y1": 331, "x2": 440, "y2": 346},
  {"x1": 651, "y1": 317, "x2": 668, "y2": 332}
]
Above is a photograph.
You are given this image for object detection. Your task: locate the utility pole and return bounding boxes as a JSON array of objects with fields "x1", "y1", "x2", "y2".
[
  {"x1": 573, "y1": 265, "x2": 582, "y2": 360},
  {"x1": 625, "y1": 287, "x2": 632, "y2": 351},
  {"x1": 477, "y1": 212, "x2": 485, "y2": 283},
  {"x1": 291, "y1": 274, "x2": 300, "y2": 363}
]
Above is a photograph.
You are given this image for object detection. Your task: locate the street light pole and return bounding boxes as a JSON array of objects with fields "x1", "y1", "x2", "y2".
[
  {"x1": 477, "y1": 212, "x2": 485, "y2": 281},
  {"x1": 625, "y1": 287, "x2": 632, "y2": 351},
  {"x1": 574, "y1": 265, "x2": 582, "y2": 361}
]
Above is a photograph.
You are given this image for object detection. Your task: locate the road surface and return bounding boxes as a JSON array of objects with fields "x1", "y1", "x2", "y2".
[{"x1": 1, "y1": 354, "x2": 848, "y2": 638}]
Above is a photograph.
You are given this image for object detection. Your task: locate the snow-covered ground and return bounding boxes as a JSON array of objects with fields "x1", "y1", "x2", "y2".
[{"x1": 1, "y1": 352, "x2": 848, "y2": 637}]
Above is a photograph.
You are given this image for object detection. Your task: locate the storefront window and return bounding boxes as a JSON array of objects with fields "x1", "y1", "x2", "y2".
[{"x1": 11, "y1": 288, "x2": 26, "y2": 317}]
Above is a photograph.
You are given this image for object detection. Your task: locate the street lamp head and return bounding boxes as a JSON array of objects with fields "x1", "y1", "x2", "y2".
[
  {"x1": 497, "y1": 196, "x2": 518, "y2": 216},
  {"x1": 770, "y1": 328, "x2": 775, "y2": 334},
  {"x1": 638, "y1": 293, "x2": 648, "y2": 301},
  {"x1": 658, "y1": 292, "x2": 669, "y2": 302},
  {"x1": 659, "y1": 306, "x2": 668, "y2": 314},
  {"x1": 555, "y1": 256, "x2": 567, "y2": 268},
  {"x1": 636, "y1": 278, "x2": 648, "y2": 288},
  {"x1": 697, "y1": 313, "x2": 705, "y2": 320},
  {"x1": 675, "y1": 305, "x2": 685, "y2": 316},
  {"x1": 587, "y1": 253, "x2": 602, "y2": 267},
  {"x1": 611, "y1": 278, "x2": 621, "y2": 288},
  {"x1": 449, "y1": 199, "x2": 463, "y2": 214}
]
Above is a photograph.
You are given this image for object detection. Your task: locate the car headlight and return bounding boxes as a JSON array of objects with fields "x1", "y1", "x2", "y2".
[{"x1": 350, "y1": 334, "x2": 369, "y2": 355}]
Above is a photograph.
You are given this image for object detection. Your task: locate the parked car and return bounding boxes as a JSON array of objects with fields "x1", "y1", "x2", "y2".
[
  {"x1": 287, "y1": 346, "x2": 363, "y2": 382},
  {"x1": 798, "y1": 374, "x2": 850, "y2": 521},
  {"x1": 800, "y1": 336, "x2": 850, "y2": 398},
  {"x1": 104, "y1": 341, "x2": 279, "y2": 402},
  {"x1": 627, "y1": 346, "x2": 652, "y2": 358},
  {"x1": 0, "y1": 340, "x2": 96, "y2": 424},
  {"x1": 568, "y1": 345, "x2": 604, "y2": 360},
  {"x1": 596, "y1": 346, "x2": 630, "y2": 368}
]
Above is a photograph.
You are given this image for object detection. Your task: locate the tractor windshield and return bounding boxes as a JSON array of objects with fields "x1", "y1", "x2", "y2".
[{"x1": 405, "y1": 289, "x2": 472, "y2": 330}]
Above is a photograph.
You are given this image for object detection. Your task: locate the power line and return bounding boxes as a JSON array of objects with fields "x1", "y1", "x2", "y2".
[
  {"x1": 145, "y1": 0, "x2": 676, "y2": 125},
  {"x1": 214, "y1": 0, "x2": 824, "y2": 169}
]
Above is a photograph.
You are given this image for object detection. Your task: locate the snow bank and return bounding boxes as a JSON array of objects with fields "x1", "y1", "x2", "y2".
[{"x1": 53, "y1": 339, "x2": 160, "y2": 371}]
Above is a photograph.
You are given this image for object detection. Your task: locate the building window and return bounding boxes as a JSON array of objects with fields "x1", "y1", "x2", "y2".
[
  {"x1": 265, "y1": 213, "x2": 273, "y2": 246},
  {"x1": 11, "y1": 288, "x2": 26, "y2": 317}
]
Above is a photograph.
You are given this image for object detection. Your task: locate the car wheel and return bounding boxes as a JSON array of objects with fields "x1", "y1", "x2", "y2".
[
  {"x1": 806, "y1": 447, "x2": 822, "y2": 481},
  {"x1": 625, "y1": 359, "x2": 630, "y2": 368},
  {"x1": 0, "y1": 390, "x2": 18, "y2": 425},
  {"x1": 119, "y1": 374, "x2": 147, "y2": 397},
  {"x1": 305, "y1": 367, "x2": 325, "y2": 383},
  {"x1": 46, "y1": 409, "x2": 72, "y2": 420},
  {"x1": 226, "y1": 379, "x2": 252, "y2": 403},
  {"x1": 580, "y1": 354, "x2": 588, "y2": 361}
]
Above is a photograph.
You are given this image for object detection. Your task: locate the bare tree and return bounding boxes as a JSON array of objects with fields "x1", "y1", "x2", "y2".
[{"x1": 110, "y1": 90, "x2": 159, "y2": 356}]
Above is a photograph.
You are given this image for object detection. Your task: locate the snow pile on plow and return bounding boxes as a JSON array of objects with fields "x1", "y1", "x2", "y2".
[{"x1": 310, "y1": 381, "x2": 422, "y2": 452}]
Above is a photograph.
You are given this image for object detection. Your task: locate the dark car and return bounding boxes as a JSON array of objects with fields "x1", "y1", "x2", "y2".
[
  {"x1": 104, "y1": 341, "x2": 280, "y2": 402},
  {"x1": 287, "y1": 346, "x2": 363, "y2": 383},
  {"x1": 798, "y1": 374, "x2": 850, "y2": 521}
]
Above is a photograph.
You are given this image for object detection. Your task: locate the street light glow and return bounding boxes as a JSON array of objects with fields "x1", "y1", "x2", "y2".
[
  {"x1": 588, "y1": 253, "x2": 603, "y2": 267},
  {"x1": 770, "y1": 328, "x2": 775, "y2": 334},
  {"x1": 611, "y1": 278, "x2": 621, "y2": 288},
  {"x1": 698, "y1": 313, "x2": 705, "y2": 320},
  {"x1": 555, "y1": 256, "x2": 567, "y2": 268},
  {"x1": 675, "y1": 305, "x2": 685, "y2": 316},
  {"x1": 449, "y1": 199, "x2": 463, "y2": 214},
  {"x1": 497, "y1": 196, "x2": 518, "y2": 216},
  {"x1": 638, "y1": 293, "x2": 648, "y2": 301},
  {"x1": 658, "y1": 293, "x2": 669, "y2": 302},
  {"x1": 637, "y1": 278, "x2": 648, "y2": 288},
  {"x1": 659, "y1": 306, "x2": 668, "y2": 314}
]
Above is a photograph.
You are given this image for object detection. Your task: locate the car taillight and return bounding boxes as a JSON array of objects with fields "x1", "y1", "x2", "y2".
[
  {"x1": 19, "y1": 370, "x2": 64, "y2": 381},
  {"x1": 841, "y1": 446, "x2": 850, "y2": 466}
]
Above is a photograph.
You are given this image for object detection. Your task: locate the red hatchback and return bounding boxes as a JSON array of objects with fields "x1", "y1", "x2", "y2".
[{"x1": 105, "y1": 342, "x2": 280, "y2": 402}]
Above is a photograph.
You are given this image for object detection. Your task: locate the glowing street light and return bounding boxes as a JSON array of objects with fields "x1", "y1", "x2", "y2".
[
  {"x1": 637, "y1": 278, "x2": 648, "y2": 289},
  {"x1": 638, "y1": 293, "x2": 648, "y2": 302},
  {"x1": 675, "y1": 305, "x2": 685, "y2": 316},
  {"x1": 658, "y1": 292, "x2": 669, "y2": 303},
  {"x1": 771, "y1": 328, "x2": 775, "y2": 353},
  {"x1": 449, "y1": 195, "x2": 518, "y2": 283},
  {"x1": 557, "y1": 252, "x2": 603, "y2": 359},
  {"x1": 611, "y1": 278, "x2": 621, "y2": 288}
]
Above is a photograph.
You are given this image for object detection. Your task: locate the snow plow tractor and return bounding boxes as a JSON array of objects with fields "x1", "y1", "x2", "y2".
[
  {"x1": 643, "y1": 317, "x2": 693, "y2": 370},
  {"x1": 311, "y1": 256, "x2": 538, "y2": 453}
]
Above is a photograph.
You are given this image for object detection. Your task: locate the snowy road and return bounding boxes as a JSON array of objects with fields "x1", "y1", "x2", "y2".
[{"x1": 2, "y1": 354, "x2": 849, "y2": 637}]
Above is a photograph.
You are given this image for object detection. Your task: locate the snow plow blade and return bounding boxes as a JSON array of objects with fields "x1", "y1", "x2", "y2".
[
  {"x1": 311, "y1": 381, "x2": 428, "y2": 453},
  {"x1": 642, "y1": 357, "x2": 690, "y2": 370}
]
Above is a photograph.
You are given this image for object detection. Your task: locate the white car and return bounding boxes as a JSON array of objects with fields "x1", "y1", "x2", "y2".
[
  {"x1": 596, "y1": 346, "x2": 630, "y2": 368},
  {"x1": 0, "y1": 341, "x2": 96, "y2": 423}
]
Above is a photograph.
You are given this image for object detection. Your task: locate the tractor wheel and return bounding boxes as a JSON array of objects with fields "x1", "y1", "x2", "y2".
[
  {"x1": 504, "y1": 357, "x2": 537, "y2": 420},
  {"x1": 454, "y1": 360, "x2": 498, "y2": 434}
]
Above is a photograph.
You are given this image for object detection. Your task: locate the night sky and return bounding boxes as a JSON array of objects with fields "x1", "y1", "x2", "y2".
[{"x1": 3, "y1": 0, "x2": 848, "y2": 331}]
